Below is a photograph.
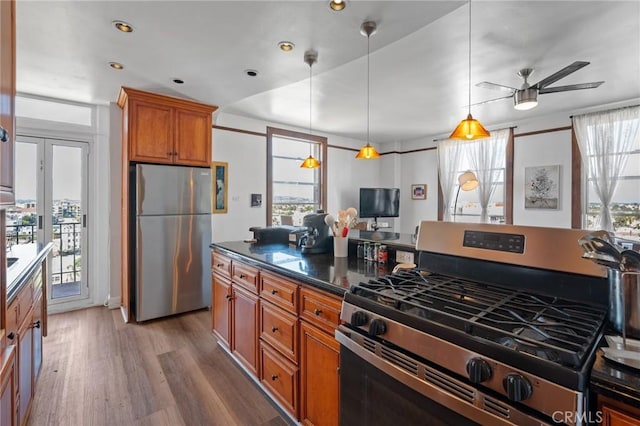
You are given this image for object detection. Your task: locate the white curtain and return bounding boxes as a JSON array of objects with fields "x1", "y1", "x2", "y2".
[
  {"x1": 437, "y1": 138, "x2": 465, "y2": 221},
  {"x1": 467, "y1": 129, "x2": 509, "y2": 223},
  {"x1": 573, "y1": 106, "x2": 640, "y2": 232}
]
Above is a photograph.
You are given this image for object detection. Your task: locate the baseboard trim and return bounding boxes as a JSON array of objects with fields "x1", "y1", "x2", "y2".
[{"x1": 108, "y1": 296, "x2": 121, "y2": 310}]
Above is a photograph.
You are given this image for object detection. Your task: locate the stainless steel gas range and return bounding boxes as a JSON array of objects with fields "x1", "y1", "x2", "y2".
[{"x1": 336, "y1": 221, "x2": 609, "y2": 426}]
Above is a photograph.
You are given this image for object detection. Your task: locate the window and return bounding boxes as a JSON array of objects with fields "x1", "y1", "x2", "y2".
[
  {"x1": 266, "y1": 127, "x2": 327, "y2": 226},
  {"x1": 574, "y1": 106, "x2": 640, "y2": 241}
]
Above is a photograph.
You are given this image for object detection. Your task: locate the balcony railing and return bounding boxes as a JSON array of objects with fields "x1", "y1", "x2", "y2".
[{"x1": 6, "y1": 222, "x2": 82, "y2": 298}]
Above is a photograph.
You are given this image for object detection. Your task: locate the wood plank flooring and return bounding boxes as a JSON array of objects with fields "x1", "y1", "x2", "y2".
[{"x1": 28, "y1": 307, "x2": 291, "y2": 426}]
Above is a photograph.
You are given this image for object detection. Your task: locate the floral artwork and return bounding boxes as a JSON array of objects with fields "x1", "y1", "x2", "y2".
[{"x1": 525, "y1": 165, "x2": 559, "y2": 209}]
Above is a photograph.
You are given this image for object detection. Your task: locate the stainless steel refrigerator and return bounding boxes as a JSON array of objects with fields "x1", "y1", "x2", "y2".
[{"x1": 132, "y1": 164, "x2": 212, "y2": 322}]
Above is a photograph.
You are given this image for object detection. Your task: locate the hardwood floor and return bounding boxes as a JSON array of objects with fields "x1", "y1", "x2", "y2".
[{"x1": 28, "y1": 307, "x2": 291, "y2": 426}]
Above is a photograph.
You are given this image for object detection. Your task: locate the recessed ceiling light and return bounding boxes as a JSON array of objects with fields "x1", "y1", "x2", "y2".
[
  {"x1": 244, "y1": 69, "x2": 259, "y2": 77},
  {"x1": 172, "y1": 78, "x2": 184, "y2": 84},
  {"x1": 278, "y1": 41, "x2": 295, "y2": 52},
  {"x1": 329, "y1": 0, "x2": 346, "y2": 11},
  {"x1": 113, "y1": 20, "x2": 134, "y2": 33},
  {"x1": 109, "y1": 62, "x2": 124, "y2": 70}
]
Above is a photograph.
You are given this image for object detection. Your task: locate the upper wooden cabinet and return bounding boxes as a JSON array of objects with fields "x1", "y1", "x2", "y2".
[
  {"x1": 0, "y1": 0, "x2": 15, "y2": 205},
  {"x1": 117, "y1": 87, "x2": 218, "y2": 167}
]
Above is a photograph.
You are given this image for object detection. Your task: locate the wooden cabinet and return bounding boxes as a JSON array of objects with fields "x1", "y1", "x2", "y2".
[
  {"x1": 0, "y1": 0, "x2": 15, "y2": 205},
  {"x1": 299, "y1": 288, "x2": 341, "y2": 426},
  {"x1": 117, "y1": 87, "x2": 217, "y2": 167},
  {"x1": 210, "y1": 249, "x2": 341, "y2": 424},
  {"x1": 300, "y1": 321, "x2": 339, "y2": 426},
  {"x1": 0, "y1": 346, "x2": 16, "y2": 426},
  {"x1": 211, "y1": 273, "x2": 231, "y2": 348},
  {"x1": 16, "y1": 308, "x2": 33, "y2": 425},
  {"x1": 231, "y1": 285, "x2": 259, "y2": 376},
  {"x1": 599, "y1": 395, "x2": 640, "y2": 426}
]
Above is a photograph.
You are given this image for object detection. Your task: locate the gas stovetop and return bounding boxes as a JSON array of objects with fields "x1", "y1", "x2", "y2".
[{"x1": 348, "y1": 269, "x2": 607, "y2": 370}]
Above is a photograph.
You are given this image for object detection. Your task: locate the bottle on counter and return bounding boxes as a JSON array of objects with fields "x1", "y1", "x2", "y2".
[
  {"x1": 372, "y1": 243, "x2": 380, "y2": 263},
  {"x1": 357, "y1": 242, "x2": 364, "y2": 259},
  {"x1": 378, "y1": 245, "x2": 388, "y2": 264},
  {"x1": 364, "y1": 242, "x2": 370, "y2": 261}
]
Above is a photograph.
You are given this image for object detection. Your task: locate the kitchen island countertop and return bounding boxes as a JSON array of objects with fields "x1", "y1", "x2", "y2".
[{"x1": 210, "y1": 240, "x2": 397, "y2": 296}]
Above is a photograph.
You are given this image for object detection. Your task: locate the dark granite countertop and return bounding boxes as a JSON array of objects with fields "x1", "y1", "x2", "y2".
[
  {"x1": 210, "y1": 240, "x2": 396, "y2": 296},
  {"x1": 591, "y1": 344, "x2": 640, "y2": 407},
  {"x1": 6, "y1": 242, "x2": 54, "y2": 303}
]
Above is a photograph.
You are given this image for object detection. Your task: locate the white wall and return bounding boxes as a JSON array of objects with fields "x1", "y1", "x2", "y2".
[{"x1": 108, "y1": 102, "x2": 122, "y2": 308}]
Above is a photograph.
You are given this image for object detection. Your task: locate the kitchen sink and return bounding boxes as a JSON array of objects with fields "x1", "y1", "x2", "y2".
[{"x1": 7, "y1": 257, "x2": 18, "y2": 268}]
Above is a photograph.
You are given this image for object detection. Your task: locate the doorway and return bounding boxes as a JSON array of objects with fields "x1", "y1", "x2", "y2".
[{"x1": 8, "y1": 135, "x2": 89, "y2": 304}]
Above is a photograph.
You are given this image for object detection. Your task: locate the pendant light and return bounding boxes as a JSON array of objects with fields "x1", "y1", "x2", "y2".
[
  {"x1": 300, "y1": 50, "x2": 321, "y2": 169},
  {"x1": 356, "y1": 21, "x2": 381, "y2": 160},
  {"x1": 449, "y1": 0, "x2": 490, "y2": 140}
]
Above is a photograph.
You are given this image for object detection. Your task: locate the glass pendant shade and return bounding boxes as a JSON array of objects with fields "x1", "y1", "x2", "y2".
[
  {"x1": 355, "y1": 143, "x2": 381, "y2": 159},
  {"x1": 450, "y1": 113, "x2": 491, "y2": 140},
  {"x1": 300, "y1": 155, "x2": 321, "y2": 169}
]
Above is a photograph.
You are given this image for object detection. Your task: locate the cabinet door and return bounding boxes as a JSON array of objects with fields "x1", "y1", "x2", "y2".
[
  {"x1": 212, "y1": 274, "x2": 231, "y2": 348},
  {"x1": 0, "y1": 346, "x2": 16, "y2": 426},
  {"x1": 128, "y1": 99, "x2": 174, "y2": 164},
  {"x1": 174, "y1": 109, "x2": 211, "y2": 167},
  {"x1": 300, "y1": 321, "x2": 339, "y2": 426},
  {"x1": 0, "y1": 0, "x2": 15, "y2": 204},
  {"x1": 232, "y1": 285, "x2": 259, "y2": 376},
  {"x1": 32, "y1": 293, "x2": 43, "y2": 387},
  {"x1": 18, "y1": 321, "x2": 33, "y2": 425}
]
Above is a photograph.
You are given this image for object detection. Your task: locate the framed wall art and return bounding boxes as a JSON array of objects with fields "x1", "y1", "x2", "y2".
[
  {"x1": 524, "y1": 165, "x2": 559, "y2": 209},
  {"x1": 411, "y1": 184, "x2": 427, "y2": 200},
  {"x1": 212, "y1": 161, "x2": 228, "y2": 213}
]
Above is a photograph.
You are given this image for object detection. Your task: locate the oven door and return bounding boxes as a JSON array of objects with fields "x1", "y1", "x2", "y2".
[{"x1": 336, "y1": 327, "x2": 550, "y2": 426}]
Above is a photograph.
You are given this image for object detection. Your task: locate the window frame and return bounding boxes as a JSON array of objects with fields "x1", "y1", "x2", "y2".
[{"x1": 266, "y1": 126, "x2": 327, "y2": 226}]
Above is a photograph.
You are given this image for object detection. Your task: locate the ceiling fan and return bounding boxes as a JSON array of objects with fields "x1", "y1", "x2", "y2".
[{"x1": 475, "y1": 61, "x2": 604, "y2": 110}]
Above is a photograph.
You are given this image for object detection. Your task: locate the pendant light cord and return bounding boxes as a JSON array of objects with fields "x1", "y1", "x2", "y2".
[
  {"x1": 309, "y1": 60, "x2": 312, "y2": 137},
  {"x1": 467, "y1": 0, "x2": 472, "y2": 116},
  {"x1": 367, "y1": 32, "x2": 371, "y2": 145}
]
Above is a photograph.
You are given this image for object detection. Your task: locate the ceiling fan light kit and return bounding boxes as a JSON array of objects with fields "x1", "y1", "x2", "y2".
[{"x1": 514, "y1": 88, "x2": 538, "y2": 110}]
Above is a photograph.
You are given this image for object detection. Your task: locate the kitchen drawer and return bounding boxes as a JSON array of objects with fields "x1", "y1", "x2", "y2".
[
  {"x1": 260, "y1": 271, "x2": 298, "y2": 314},
  {"x1": 260, "y1": 341, "x2": 299, "y2": 419},
  {"x1": 260, "y1": 301, "x2": 298, "y2": 363},
  {"x1": 300, "y1": 287, "x2": 342, "y2": 335},
  {"x1": 232, "y1": 261, "x2": 259, "y2": 294},
  {"x1": 211, "y1": 251, "x2": 231, "y2": 279}
]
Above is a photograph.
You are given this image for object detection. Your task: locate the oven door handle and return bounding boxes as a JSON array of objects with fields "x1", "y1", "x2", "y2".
[{"x1": 335, "y1": 328, "x2": 550, "y2": 426}]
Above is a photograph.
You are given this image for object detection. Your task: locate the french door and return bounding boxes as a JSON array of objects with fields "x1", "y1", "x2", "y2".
[{"x1": 9, "y1": 135, "x2": 89, "y2": 305}]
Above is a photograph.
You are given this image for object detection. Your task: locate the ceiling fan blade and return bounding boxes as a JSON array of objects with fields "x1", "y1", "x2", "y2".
[
  {"x1": 539, "y1": 81, "x2": 604, "y2": 94},
  {"x1": 468, "y1": 95, "x2": 513, "y2": 107},
  {"x1": 534, "y1": 61, "x2": 590, "y2": 89},
  {"x1": 476, "y1": 81, "x2": 517, "y2": 93}
]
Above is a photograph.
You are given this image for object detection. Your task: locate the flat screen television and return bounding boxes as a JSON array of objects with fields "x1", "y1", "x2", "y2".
[{"x1": 359, "y1": 188, "x2": 400, "y2": 219}]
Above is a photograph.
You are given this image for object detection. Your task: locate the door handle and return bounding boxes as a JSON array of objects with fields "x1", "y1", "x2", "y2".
[{"x1": 31, "y1": 320, "x2": 41, "y2": 329}]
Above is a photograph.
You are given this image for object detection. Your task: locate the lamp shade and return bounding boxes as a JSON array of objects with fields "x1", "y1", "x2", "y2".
[
  {"x1": 450, "y1": 114, "x2": 490, "y2": 140},
  {"x1": 300, "y1": 155, "x2": 321, "y2": 169},
  {"x1": 458, "y1": 170, "x2": 479, "y2": 191},
  {"x1": 355, "y1": 143, "x2": 381, "y2": 159}
]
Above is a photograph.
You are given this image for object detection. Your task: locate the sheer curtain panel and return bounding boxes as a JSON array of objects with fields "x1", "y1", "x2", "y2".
[
  {"x1": 467, "y1": 129, "x2": 509, "y2": 223},
  {"x1": 438, "y1": 138, "x2": 465, "y2": 221},
  {"x1": 573, "y1": 106, "x2": 640, "y2": 231}
]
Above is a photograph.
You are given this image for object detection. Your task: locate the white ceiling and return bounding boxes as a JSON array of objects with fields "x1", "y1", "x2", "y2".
[{"x1": 16, "y1": 1, "x2": 640, "y2": 144}]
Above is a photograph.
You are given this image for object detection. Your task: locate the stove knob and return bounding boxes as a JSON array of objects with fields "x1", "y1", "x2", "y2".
[
  {"x1": 502, "y1": 373, "x2": 533, "y2": 402},
  {"x1": 466, "y1": 358, "x2": 492, "y2": 384},
  {"x1": 350, "y1": 311, "x2": 369, "y2": 327},
  {"x1": 368, "y1": 319, "x2": 387, "y2": 336}
]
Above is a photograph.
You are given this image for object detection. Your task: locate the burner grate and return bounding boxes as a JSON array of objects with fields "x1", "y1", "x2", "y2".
[{"x1": 350, "y1": 270, "x2": 606, "y2": 367}]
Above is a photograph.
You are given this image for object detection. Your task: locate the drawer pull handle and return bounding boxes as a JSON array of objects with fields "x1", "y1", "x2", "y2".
[
  {"x1": 271, "y1": 289, "x2": 278, "y2": 295},
  {"x1": 239, "y1": 274, "x2": 246, "y2": 279},
  {"x1": 7, "y1": 332, "x2": 15, "y2": 340},
  {"x1": 271, "y1": 374, "x2": 278, "y2": 381},
  {"x1": 216, "y1": 263, "x2": 224, "y2": 267},
  {"x1": 314, "y1": 309, "x2": 323, "y2": 316},
  {"x1": 271, "y1": 326, "x2": 278, "y2": 333}
]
